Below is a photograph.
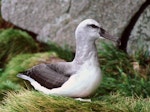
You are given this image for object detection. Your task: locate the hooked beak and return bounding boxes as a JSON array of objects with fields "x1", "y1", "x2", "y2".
[{"x1": 99, "y1": 28, "x2": 120, "y2": 45}]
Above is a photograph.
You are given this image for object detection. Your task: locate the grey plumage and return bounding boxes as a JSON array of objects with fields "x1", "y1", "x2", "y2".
[
  {"x1": 17, "y1": 19, "x2": 119, "y2": 98},
  {"x1": 18, "y1": 63, "x2": 70, "y2": 89}
]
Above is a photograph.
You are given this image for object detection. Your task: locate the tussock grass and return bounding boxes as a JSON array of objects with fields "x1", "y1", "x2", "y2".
[
  {"x1": 1, "y1": 52, "x2": 58, "y2": 82},
  {"x1": 95, "y1": 42, "x2": 150, "y2": 98},
  {"x1": 1, "y1": 90, "x2": 150, "y2": 112},
  {"x1": 0, "y1": 31, "x2": 150, "y2": 111},
  {"x1": 0, "y1": 28, "x2": 74, "y2": 101},
  {"x1": 0, "y1": 28, "x2": 73, "y2": 68},
  {"x1": 0, "y1": 52, "x2": 58, "y2": 100},
  {"x1": 0, "y1": 29, "x2": 38, "y2": 67}
]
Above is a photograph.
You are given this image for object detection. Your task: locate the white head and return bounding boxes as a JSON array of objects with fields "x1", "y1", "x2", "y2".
[{"x1": 75, "y1": 19, "x2": 119, "y2": 43}]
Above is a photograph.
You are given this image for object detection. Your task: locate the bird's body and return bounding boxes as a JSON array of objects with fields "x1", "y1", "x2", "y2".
[{"x1": 18, "y1": 19, "x2": 118, "y2": 98}]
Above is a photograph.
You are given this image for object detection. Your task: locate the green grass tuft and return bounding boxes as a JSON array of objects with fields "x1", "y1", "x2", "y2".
[
  {"x1": 94, "y1": 42, "x2": 150, "y2": 98},
  {"x1": 0, "y1": 30, "x2": 150, "y2": 111},
  {"x1": 0, "y1": 29, "x2": 38, "y2": 67},
  {"x1": 0, "y1": 52, "x2": 58, "y2": 100},
  {"x1": 1, "y1": 90, "x2": 150, "y2": 112}
]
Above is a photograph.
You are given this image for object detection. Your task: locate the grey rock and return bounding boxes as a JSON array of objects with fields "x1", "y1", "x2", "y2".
[
  {"x1": 1, "y1": 0, "x2": 146, "y2": 49},
  {"x1": 127, "y1": 6, "x2": 150, "y2": 55},
  {"x1": 2, "y1": 0, "x2": 71, "y2": 33}
]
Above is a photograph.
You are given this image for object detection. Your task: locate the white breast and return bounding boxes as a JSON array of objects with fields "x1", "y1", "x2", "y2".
[{"x1": 52, "y1": 60, "x2": 102, "y2": 98}]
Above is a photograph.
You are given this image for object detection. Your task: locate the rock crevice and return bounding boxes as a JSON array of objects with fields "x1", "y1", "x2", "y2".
[{"x1": 119, "y1": 0, "x2": 150, "y2": 52}]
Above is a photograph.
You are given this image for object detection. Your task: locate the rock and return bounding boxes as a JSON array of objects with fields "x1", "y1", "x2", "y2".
[
  {"x1": 1, "y1": 0, "x2": 146, "y2": 49},
  {"x1": 1, "y1": 0, "x2": 71, "y2": 33},
  {"x1": 127, "y1": 5, "x2": 150, "y2": 55}
]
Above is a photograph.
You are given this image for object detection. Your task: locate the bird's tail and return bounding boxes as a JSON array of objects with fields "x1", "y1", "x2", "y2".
[{"x1": 17, "y1": 73, "x2": 34, "y2": 82}]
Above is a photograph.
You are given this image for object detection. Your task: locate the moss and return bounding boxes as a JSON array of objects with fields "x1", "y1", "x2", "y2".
[
  {"x1": 0, "y1": 29, "x2": 38, "y2": 67},
  {"x1": 1, "y1": 90, "x2": 150, "y2": 112}
]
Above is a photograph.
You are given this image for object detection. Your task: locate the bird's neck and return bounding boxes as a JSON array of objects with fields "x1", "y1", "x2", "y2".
[{"x1": 73, "y1": 38, "x2": 99, "y2": 65}]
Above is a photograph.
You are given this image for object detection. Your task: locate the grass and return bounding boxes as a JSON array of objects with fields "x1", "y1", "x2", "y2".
[
  {"x1": 0, "y1": 29, "x2": 38, "y2": 67},
  {"x1": 0, "y1": 27, "x2": 74, "y2": 101},
  {"x1": 0, "y1": 42, "x2": 150, "y2": 111},
  {"x1": 0, "y1": 0, "x2": 149, "y2": 109},
  {"x1": 93, "y1": 42, "x2": 150, "y2": 98},
  {"x1": 0, "y1": 15, "x2": 149, "y2": 111},
  {"x1": 0, "y1": 52, "x2": 58, "y2": 101},
  {"x1": 0, "y1": 90, "x2": 150, "y2": 112},
  {"x1": 1, "y1": 52, "x2": 58, "y2": 82}
]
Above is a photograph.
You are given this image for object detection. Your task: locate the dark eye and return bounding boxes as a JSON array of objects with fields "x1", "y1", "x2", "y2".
[{"x1": 88, "y1": 24, "x2": 99, "y2": 29}]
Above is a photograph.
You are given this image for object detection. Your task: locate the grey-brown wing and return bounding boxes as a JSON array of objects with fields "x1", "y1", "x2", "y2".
[{"x1": 21, "y1": 63, "x2": 70, "y2": 89}]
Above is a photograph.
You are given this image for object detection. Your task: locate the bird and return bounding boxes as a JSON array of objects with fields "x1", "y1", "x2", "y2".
[{"x1": 17, "y1": 19, "x2": 119, "y2": 98}]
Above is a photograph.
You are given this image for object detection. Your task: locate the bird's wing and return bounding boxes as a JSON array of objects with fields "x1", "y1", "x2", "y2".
[{"x1": 19, "y1": 63, "x2": 70, "y2": 89}]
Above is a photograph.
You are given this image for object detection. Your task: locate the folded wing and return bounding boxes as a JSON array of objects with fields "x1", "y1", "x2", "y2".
[{"x1": 18, "y1": 63, "x2": 70, "y2": 89}]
